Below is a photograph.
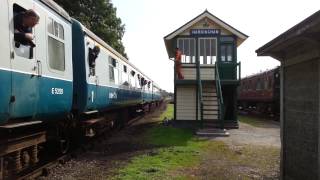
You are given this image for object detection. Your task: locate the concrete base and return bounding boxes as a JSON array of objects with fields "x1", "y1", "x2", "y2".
[{"x1": 196, "y1": 128, "x2": 230, "y2": 137}]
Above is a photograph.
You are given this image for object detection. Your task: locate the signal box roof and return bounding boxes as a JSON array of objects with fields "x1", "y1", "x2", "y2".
[
  {"x1": 164, "y1": 10, "x2": 248, "y2": 58},
  {"x1": 256, "y1": 10, "x2": 320, "y2": 60}
]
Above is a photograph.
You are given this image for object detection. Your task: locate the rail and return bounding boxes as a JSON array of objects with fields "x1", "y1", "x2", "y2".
[{"x1": 215, "y1": 61, "x2": 224, "y2": 129}]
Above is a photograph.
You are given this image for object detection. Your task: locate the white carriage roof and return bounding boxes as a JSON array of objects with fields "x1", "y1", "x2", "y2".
[
  {"x1": 73, "y1": 19, "x2": 158, "y2": 85},
  {"x1": 164, "y1": 10, "x2": 248, "y2": 58},
  {"x1": 40, "y1": 0, "x2": 71, "y2": 21}
]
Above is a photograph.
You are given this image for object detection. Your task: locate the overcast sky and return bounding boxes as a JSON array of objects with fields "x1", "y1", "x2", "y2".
[{"x1": 112, "y1": 0, "x2": 319, "y2": 92}]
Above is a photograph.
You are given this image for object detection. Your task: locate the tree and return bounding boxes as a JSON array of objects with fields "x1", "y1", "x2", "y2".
[{"x1": 54, "y1": 0, "x2": 127, "y2": 58}]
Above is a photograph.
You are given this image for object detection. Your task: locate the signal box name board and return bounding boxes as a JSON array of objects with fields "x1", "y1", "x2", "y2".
[{"x1": 190, "y1": 29, "x2": 220, "y2": 35}]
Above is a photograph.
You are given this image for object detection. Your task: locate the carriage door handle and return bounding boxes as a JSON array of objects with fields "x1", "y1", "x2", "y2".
[
  {"x1": 37, "y1": 60, "x2": 42, "y2": 77},
  {"x1": 95, "y1": 76, "x2": 99, "y2": 85}
]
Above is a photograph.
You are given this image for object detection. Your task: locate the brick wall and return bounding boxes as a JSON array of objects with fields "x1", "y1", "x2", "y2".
[{"x1": 283, "y1": 59, "x2": 319, "y2": 180}]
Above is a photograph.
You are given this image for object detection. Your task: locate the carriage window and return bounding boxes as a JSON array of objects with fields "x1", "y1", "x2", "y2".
[
  {"x1": 109, "y1": 57, "x2": 119, "y2": 84},
  {"x1": 121, "y1": 65, "x2": 129, "y2": 86},
  {"x1": 256, "y1": 78, "x2": 262, "y2": 90},
  {"x1": 13, "y1": 4, "x2": 35, "y2": 59},
  {"x1": 48, "y1": 18, "x2": 65, "y2": 71}
]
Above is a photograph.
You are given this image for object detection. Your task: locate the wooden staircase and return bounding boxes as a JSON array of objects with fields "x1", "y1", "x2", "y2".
[{"x1": 201, "y1": 84, "x2": 220, "y2": 127}]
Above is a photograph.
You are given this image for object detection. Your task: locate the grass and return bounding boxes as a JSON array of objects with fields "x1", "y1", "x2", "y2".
[
  {"x1": 159, "y1": 104, "x2": 174, "y2": 120},
  {"x1": 111, "y1": 104, "x2": 205, "y2": 180},
  {"x1": 112, "y1": 126, "x2": 206, "y2": 180},
  {"x1": 110, "y1": 104, "x2": 280, "y2": 179}
]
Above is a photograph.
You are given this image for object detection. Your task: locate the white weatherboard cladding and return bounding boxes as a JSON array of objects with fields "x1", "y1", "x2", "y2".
[
  {"x1": 0, "y1": 0, "x2": 10, "y2": 70},
  {"x1": 181, "y1": 65, "x2": 215, "y2": 80},
  {"x1": 176, "y1": 86, "x2": 197, "y2": 120}
]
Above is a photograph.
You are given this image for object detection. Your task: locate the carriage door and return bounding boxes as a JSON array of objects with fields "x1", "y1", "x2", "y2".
[
  {"x1": 9, "y1": 1, "x2": 38, "y2": 118},
  {"x1": 85, "y1": 37, "x2": 98, "y2": 109}
]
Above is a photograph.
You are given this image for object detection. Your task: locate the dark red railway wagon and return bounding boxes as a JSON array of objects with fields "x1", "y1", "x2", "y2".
[{"x1": 238, "y1": 67, "x2": 280, "y2": 116}]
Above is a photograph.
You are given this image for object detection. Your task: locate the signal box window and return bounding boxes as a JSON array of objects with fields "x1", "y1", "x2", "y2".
[
  {"x1": 177, "y1": 38, "x2": 196, "y2": 63},
  {"x1": 47, "y1": 18, "x2": 65, "y2": 71},
  {"x1": 199, "y1": 38, "x2": 217, "y2": 64},
  {"x1": 220, "y1": 44, "x2": 233, "y2": 62}
]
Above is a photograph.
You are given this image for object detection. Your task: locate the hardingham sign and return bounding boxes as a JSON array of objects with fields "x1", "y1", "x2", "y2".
[{"x1": 190, "y1": 29, "x2": 220, "y2": 36}]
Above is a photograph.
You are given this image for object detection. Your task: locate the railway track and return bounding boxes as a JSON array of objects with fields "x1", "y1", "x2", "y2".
[{"x1": 16, "y1": 112, "x2": 150, "y2": 180}]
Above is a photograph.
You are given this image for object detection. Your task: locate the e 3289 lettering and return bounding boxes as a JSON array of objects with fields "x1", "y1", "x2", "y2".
[{"x1": 51, "y1": 88, "x2": 64, "y2": 95}]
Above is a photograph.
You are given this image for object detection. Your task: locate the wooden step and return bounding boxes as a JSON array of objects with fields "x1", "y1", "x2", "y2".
[
  {"x1": 203, "y1": 105, "x2": 219, "y2": 110},
  {"x1": 202, "y1": 122, "x2": 239, "y2": 129},
  {"x1": 202, "y1": 89, "x2": 216, "y2": 93},
  {"x1": 202, "y1": 97, "x2": 217, "y2": 101},
  {"x1": 196, "y1": 128, "x2": 229, "y2": 137},
  {"x1": 202, "y1": 111, "x2": 219, "y2": 116},
  {"x1": 202, "y1": 101, "x2": 218, "y2": 106},
  {"x1": 202, "y1": 92, "x2": 217, "y2": 97},
  {"x1": 203, "y1": 114, "x2": 218, "y2": 119},
  {"x1": 203, "y1": 110, "x2": 218, "y2": 115}
]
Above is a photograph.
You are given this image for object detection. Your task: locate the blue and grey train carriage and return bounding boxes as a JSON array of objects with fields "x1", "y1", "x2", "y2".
[
  {"x1": 0, "y1": 0, "x2": 73, "y2": 125},
  {"x1": 0, "y1": 0, "x2": 74, "y2": 178},
  {"x1": 71, "y1": 19, "x2": 161, "y2": 116},
  {"x1": 0, "y1": 0, "x2": 162, "y2": 178}
]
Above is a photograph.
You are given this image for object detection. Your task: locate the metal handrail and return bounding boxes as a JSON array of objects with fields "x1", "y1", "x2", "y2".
[
  {"x1": 215, "y1": 61, "x2": 224, "y2": 129},
  {"x1": 199, "y1": 79, "x2": 204, "y2": 128}
]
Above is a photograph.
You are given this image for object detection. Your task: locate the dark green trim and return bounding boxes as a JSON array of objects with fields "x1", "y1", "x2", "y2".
[
  {"x1": 174, "y1": 63, "x2": 177, "y2": 121},
  {"x1": 181, "y1": 66, "x2": 215, "y2": 68},
  {"x1": 234, "y1": 36, "x2": 238, "y2": 61},
  {"x1": 175, "y1": 80, "x2": 197, "y2": 85},
  {"x1": 195, "y1": 37, "x2": 199, "y2": 122},
  {"x1": 217, "y1": 35, "x2": 221, "y2": 62},
  {"x1": 180, "y1": 66, "x2": 197, "y2": 68},
  {"x1": 221, "y1": 80, "x2": 240, "y2": 85},
  {"x1": 181, "y1": 63, "x2": 197, "y2": 65},
  {"x1": 234, "y1": 85, "x2": 237, "y2": 123}
]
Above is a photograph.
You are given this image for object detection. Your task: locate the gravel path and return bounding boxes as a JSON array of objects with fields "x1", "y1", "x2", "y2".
[{"x1": 217, "y1": 121, "x2": 280, "y2": 148}]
